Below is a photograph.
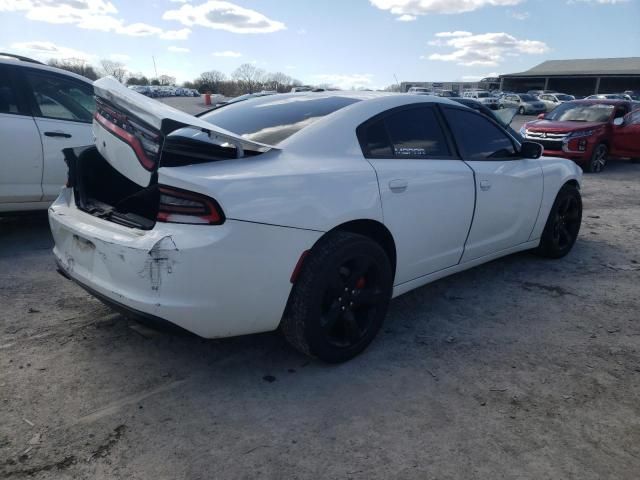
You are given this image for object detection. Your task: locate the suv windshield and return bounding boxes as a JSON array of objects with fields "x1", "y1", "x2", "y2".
[
  {"x1": 545, "y1": 102, "x2": 615, "y2": 122},
  {"x1": 557, "y1": 94, "x2": 573, "y2": 101},
  {"x1": 200, "y1": 94, "x2": 361, "y2": 144},
  {"x1": 519, "y1": 94, "x2": 537, "y2": 102},
  {"x1": 477, "y1": 92, "x2": 490, "y2": 98}
]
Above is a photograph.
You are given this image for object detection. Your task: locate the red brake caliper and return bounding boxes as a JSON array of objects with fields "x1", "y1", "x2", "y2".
[{"x1": 355, "y1": 277, "x2": 366, "y2": 289}]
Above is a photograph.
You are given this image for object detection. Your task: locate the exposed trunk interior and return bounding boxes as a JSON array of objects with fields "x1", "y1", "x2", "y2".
[{"x1": 65, "y1": 146, "x2": 159, "y2": 230}]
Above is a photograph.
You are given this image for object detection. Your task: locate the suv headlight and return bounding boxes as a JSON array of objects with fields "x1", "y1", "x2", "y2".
[{"x1": 567, "y1": 129, "x2": 594, "y2": 139}]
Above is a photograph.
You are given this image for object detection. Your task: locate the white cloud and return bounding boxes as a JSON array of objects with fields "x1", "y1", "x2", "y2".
[
  {"x1": 312, "y1": 73, "x2": 374, "y2": 90},
  {"x1": 396, "y1": 14, "x2": 417, "y2": 21},
  {"x1": 370, "y1": 0, "x2": 523, "y2": 18},
  {"x1": 159, "y1": 28, "x2": 191, "y2": 40},
  {"x1": 163, "y1": 1, "x2": 286, "y2": 34},
  {"x1": 168, "y1": 46, "x2": 190, "y2": 52},
  {"x1": 0, "y1": 0, "x2": 191, "y2": 40},
  {"x1": 568, "y1": 0, "x2": 628, "y2": 3},
  {"x1": 212, "y1": 50, "x2": 242, "y2": 57},
  {"x1": 426, "y1": 31, "x2": 549, "y2": 67},
  {"x1": 435, "y1": 31, "x2": 472, "y2": 37},
  {"x1": 10, "y1": 40, "x2": 95, "y2": 62},
  {"x1": 511, "y1": 11, "x2": 530, "y2": 19}
]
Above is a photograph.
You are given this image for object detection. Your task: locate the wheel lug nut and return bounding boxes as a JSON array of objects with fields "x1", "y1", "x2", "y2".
[
  {"x1": 351, "y1": 290, "x2": 355, "y2": 295},
  {"x1": 341, "y1": 306, "x2": 346, "y2": 311},
  {"x1": 338, "y1": 297, "x2": 342, "y2": 302},
  {"x1": 344, "y1": 287, "x2": 349, "y2": 292},
  {"x1": 349, "y1": 302, "x2": 353, "y2": 306}
]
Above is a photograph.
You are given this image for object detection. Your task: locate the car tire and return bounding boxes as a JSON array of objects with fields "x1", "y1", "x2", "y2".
[
  {"x1": 586, "y1": 143, "x2": 608, "y2": 173},
  {"x1": 534, "y1": 184, "x2": 582, "y2": 259},
  {"x1": 281, "y1": 231, "x2": 393, "y2": 363},
  {"x1": 518, "y1": 106, "x2": 525, "y2": 115}
]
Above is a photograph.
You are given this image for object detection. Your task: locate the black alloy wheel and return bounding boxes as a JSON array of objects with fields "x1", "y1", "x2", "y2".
[
  {"x1": 535, "y1": 184, "x2": 582, "y2": 258},
  {"x1": 586, "y1": 143, "x2": 608, "y2": 173},
  {"x1": 281, "y1": 231, "x2": 393, "y2": 363}
]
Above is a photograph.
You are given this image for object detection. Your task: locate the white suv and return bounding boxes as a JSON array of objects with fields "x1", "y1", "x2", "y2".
[
  {"x1": 462, "y1": 90, "x2": 499, "y2": 110},
  {"x1": 0, "y1": 54, "x2": 95, "y2": 212}
]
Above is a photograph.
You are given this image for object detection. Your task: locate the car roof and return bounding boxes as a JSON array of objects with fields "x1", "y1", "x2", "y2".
[
  {"x1": 0, "y1": 54, "x2": 93, "y2": 84},
  {"x1": 570, "y1": 99, "x2": 630, "y2": 106}
]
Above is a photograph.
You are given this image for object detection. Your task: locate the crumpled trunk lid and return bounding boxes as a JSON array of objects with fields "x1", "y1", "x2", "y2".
[{"x1": 92, "y1": 76, "x2": 276, "y2": 188}]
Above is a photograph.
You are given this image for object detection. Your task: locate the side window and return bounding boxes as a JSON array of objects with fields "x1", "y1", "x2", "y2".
[
  {"x1": 25, "y1": 71, "x2": 95, "y2": 123},
  {"x1": 360, "y1": 118, "x2": 392, "y2": 157},
  {"x1": 443, "y1": 108, "x2": 517, "y2": 160},
  {"x1": 359, "y1": 106, "x2": 451, "y2": 159},
  {"x1": 0, "y1": 66, "x2": 20, "y2": 114},
  {"x1": 628, "y1": 109, "x2": 640, "y2": 125}
]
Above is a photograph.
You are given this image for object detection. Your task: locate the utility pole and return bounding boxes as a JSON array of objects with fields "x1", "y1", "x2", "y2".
[{"x1": 152, "y1": 56, "x2": 158, "y2": 79}]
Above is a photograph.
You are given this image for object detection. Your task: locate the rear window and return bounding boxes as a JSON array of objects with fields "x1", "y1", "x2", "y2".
[{"x1": 200, "y1": 94, "x2": 361, "y2": 145}]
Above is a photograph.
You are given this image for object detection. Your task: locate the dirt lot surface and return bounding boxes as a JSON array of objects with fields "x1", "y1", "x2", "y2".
[{"x1": 2, "y1": 112, "x2": 639, "y2": 478}]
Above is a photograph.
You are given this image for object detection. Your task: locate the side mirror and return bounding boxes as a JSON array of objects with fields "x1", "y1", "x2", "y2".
[
  {"x1": 613, "y1": 117, "x2": 624, "y2": 126},
  {"x1": 537, "y1": 113, "x2": 545, "y2": 120},
  {"x1": 520, "y1": 141, "x2": 543, "y2": 159}
]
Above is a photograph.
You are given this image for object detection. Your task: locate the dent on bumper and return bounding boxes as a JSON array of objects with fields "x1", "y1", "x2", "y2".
[{"x1": 49, "y1": 190, "x2": 322, "y2": 338}]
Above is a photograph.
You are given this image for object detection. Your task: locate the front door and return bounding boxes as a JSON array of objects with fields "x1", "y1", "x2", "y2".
[
  {"x1": 0, "y1": 64, "x2": 43, "y2": 204},
  {"x1": 21, "y1": 68, "x2": 95, "y2": 201},
  {"x1": 611, "y1": 109, "x2": 640, "y2": 158},
  {"x1": 359, "y1": 105, "x2": 475, "y2": 284},
  {"x1": 441, "y1": 106, "x2": 544, "y2": 261}
]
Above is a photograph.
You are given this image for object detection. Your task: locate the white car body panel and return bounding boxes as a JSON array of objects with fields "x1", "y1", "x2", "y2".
[
  {"x1": 0, "y1": 58, "x2": 94, "y2": 211},
  {"x1": 0, "y1": 112, "x2": 43, "y2": 205},
  {"x1": 50, "y1": 188, "x2": 321, "y2": 337},
  {"x1": 368, "y1": 158, "x2": 475, "y2": 283},
  {"x1": 49, "y1": 88, "x2": 583, "y2": 339},
  {"x1": 35, "y1": 117, "x2": 93, "y2": 201},
  {"x1": 461, "y1": 158, "x2": 543, "y2": 262},
  {"x1": 529, "y1": 158, "x2": 582, "y2": 240}
]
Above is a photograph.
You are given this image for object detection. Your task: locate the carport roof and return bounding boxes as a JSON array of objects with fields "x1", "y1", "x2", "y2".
[{"x1": 501, "y1": 57, "x2": 640, "y2": 77}]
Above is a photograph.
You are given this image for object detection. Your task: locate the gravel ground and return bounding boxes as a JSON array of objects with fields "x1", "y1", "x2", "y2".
[{"x1": 1, "y1": 100, "x2": 638, "y2": 479}]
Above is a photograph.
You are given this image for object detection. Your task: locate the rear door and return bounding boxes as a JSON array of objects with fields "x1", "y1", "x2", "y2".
[
  {"x1": 360, "y1": 105, "x2": 475, "y2": 284},
  {"x1": 0, "y1": 64, "x2": 43, "y2": 203},
  {"x1": 441, "y1": 106, "x2": 543, "y2": 262},
  {"x1": 21, "y1": 68, "x2": 95, "y2": 201},
  {"x1": 611, "y1": 108, "x2": 640, "y2": 158}
]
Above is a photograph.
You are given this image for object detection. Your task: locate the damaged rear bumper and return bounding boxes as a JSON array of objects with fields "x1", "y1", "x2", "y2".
[{"x1": 49, "y1": 187, "x2": 322, "y2": 338}]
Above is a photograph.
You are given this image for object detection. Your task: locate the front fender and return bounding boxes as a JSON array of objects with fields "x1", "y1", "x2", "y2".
[{"x1": 529, "y1": 157, "x2": 583, "y2": 241}]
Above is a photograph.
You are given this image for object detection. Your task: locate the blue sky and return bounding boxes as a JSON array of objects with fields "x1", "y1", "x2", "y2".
[{"x1": 1, "y1": 0, "x2": 638, "y2": 88}]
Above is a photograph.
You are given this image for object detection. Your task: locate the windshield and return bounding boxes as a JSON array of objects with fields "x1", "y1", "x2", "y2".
[
  {"x1": 545, "y1": 103, "x2": 615, "y2": 122},
  {"x1": 200, "y1": 94, "x2": 361, "y2": 144},
  {"x1": 557, "y1": 94, "x2": 573, "y2": 101},
  {"x1": 520, "y1": 94, "x2": 537, "y2": 102},
  {"x1": 477, "y1": 92, "x2": 490, "y2": 98}
]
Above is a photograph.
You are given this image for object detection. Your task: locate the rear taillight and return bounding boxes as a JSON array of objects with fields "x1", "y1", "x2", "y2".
[
  {"x1": 94, "y1": 100, "x2": 161, "y2": 171},
  {"x1": 157, "y1": 186, "x2": 225, "y2": 225}
]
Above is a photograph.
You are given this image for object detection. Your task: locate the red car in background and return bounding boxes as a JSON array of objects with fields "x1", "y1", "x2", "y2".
[{"x1": 520, "y1": 100, "x2": 640, "y2": 172}]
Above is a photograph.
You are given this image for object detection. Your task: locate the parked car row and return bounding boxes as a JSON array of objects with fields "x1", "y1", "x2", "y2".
[{"x1": 128, "y1": 85, "x2": 200, "y2": 98}]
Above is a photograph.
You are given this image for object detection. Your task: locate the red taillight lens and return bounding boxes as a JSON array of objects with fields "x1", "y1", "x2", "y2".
[
  {"x1": 157, "y1": 186, "x2": 225, "y2": 225},
  {"x1": 94, "y1": 100, "x2": 160, "y2": 171}
]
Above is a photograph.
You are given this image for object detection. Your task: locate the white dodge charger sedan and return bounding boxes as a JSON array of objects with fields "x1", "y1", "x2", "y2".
[{"x1": 49, "y1": 77, "x2": 583, "y2": 362}]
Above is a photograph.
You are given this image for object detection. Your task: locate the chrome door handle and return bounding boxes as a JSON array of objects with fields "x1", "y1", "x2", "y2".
[
  {"x1": 389, "y1": 179, "x2": 408, "y2": 193},
  {"x1": 479, "y1": 180, "x2": 491, "y2": 191}
]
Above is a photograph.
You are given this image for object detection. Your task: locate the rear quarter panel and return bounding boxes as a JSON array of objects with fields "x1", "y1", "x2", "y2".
[{"x1": 158, "y1": 96, "x2": 444, "y2": 232}]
